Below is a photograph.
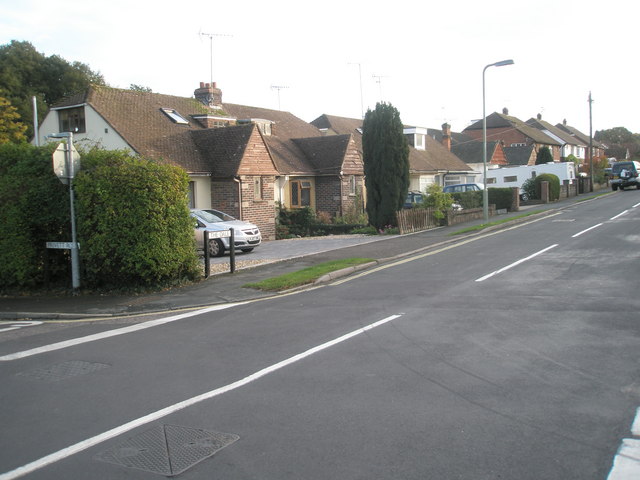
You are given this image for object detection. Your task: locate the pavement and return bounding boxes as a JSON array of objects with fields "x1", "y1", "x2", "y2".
[{"x1": 0, "y1": 193, "x2": 607, "y2": 320}]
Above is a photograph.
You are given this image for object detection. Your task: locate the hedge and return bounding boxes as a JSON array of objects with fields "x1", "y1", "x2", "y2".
[{"x1": 534, "y1": 173, "x2": 560, "y2": 201}]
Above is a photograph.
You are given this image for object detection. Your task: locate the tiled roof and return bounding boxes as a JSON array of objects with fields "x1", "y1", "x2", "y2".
[
  {"x1": 526, "y1": 117, "x2": 586, "y2": 146},
  {"x1": 452, "y1": 140, "x2": 500, "y2": 164},
  {"x1": 293, "y1": 135, "x2": 352, "y2": 175},
  {"x1": 504, "y1": 145, "x2": 535, "y2": 165},
  {"x1": 555, "y1": 122, "x2": 606, "y2": 149},
  {"x1": 466, "y1": 112, "x2": 562, "y2": 146},
  {"x1": 311, "y1": 114, "x2": 472, "y2": 174}
]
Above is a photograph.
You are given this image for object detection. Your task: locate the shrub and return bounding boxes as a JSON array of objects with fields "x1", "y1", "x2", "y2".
[
  {"x1": 534, "y1": 173, "x2": 560, "y2": 201},
  {"x1": 487, "y1": 187, "x2": 514, "y2": 210},
  {"x1": 277, "y1": 205, "x2": 316, "y2": 237},
  {"x1": 452, "y1": 190, "x2": 482, "y2": 209},
  {"x1": 521, "y1": 178, "x2": 537, "y2": 200},
  {"x1": 74, "y1": 149, "x2": 199, "y2": 289},
  {"x1": 0, "y1": 143, "x2": 70, "y2": 289},
  {"x1": 419, "y1": 184, "x2": 454, "y2": 220}
]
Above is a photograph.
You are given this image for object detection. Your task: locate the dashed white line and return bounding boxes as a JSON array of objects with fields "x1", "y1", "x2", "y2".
[
  {"x1": 611, "y1": 210, "x2": 629, "y2": 220},
  {"x1": 475, "y1": 244, "x2": 558, "y2": 282},
  {"x1": 0, "y1": 303, "x2": 245, "y2": 362},
  {"x1": 0, "y1": 314, "x2": 402, "y2": 480},
  {"x1": 572, "y1": 223, "x2": 603, "y2": 238}
]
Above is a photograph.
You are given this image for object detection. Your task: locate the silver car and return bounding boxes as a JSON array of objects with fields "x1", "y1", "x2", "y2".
[{"x1": 191, "y1": 209, "x2": 262, "y2": 257}]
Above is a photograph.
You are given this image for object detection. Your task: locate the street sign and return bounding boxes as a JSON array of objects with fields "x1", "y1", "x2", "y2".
[
  {"x1": 52, "y1": 142, "x2": 81, "y2": 184},
  {"x1": 46, "y1": 242, "x2": 79, "y2": 249},
  {"x1": 206, "y1": 229, "x2": 231, "y2": 238}
]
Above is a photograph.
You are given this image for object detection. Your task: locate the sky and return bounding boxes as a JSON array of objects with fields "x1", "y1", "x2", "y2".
[{"x1": 2, "y1": 0, "x2": 638, "y2": 135}]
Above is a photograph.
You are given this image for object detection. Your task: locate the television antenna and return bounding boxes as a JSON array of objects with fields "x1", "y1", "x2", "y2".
[
  {"x1": 271, "y1": 85, "x2": 289, "y2": 110},
  {"x1": 371, "y1": 74, "x2": 388, "y2": 101},
  {"x1": 199, "y1": 31, "x2": 233, "y2": 86}
]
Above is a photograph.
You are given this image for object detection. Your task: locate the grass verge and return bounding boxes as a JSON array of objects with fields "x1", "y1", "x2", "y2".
[
  {"x1": 243, "y1": 258, "x2": 375, "y2": 291},
  {"x1": 450, "y1": 210, "x2": 546, "y2": 236}
]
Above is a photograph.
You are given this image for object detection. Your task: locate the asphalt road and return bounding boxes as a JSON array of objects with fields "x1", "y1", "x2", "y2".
[{"x1": 1, "y1": 192, "x2": 639, "y2": 479}]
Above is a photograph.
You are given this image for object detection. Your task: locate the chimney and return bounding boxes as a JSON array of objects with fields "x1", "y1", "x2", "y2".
[
  {"x1": 194, "y1": 81, "x2": 222, "y2": 108},
  {"x1": 537, "y1": 113, "x2": 542, "y2": 120},
  {"x1": 502, "y1": 107, "x2": 509, "y2": 115},
  {"x1": 441, "y1": 122, "x2": 451, "y2": 151}
]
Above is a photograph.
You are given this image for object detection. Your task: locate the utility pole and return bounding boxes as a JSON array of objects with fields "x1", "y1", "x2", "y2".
[
  {"x1": 199, "y1": 31, "x2": 232, "y2": 86},
  {"x1": 588, "y1": 91, "x2": 594, "y2": 192},
  {"x1": 271, "y1": 85, "x2": 289, "y2": 111}
]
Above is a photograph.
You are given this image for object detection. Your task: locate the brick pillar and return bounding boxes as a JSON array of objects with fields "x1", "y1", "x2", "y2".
[{"x1": 541, "y1": 181, "x2": 550, "y2": 203}]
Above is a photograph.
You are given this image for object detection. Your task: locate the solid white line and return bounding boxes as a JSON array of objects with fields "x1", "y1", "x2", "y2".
[
  {"x1": 633, "y1": 202, "x2": 640, "y2": 209},
  {"x1": 611, "y1": 210, "x2": 629, "y2": 220},
  {"x1": 632, "y1": 407, "x2": 640, "y2": 437},
  {"x1": 572, "y1": 223, "x2": 603, "y2": 238},
  {"x1": 0, "y1": 314, "x2": 402, "y2": 480},
  {"x1": 475, "y1": 244, "x2": 558, "y2": 282},
  {"x1": 0, "y1": 303, "x2": 245, "y2": 362}
]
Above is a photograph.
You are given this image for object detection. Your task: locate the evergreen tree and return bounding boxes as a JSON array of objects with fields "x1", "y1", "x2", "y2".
[
  {"x1": 362, "y1": 102, "x2": 409, "y2": 230},
  {"x1": 535, "y1": 146, "x2": 553, "y2": 165}
]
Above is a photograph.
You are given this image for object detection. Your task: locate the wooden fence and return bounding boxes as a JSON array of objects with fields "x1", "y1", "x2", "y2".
[{"x1": 396, "y1": 208, "x2": 440, "y2": 234}]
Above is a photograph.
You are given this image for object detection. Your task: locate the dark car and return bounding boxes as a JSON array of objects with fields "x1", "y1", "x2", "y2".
[
  {"x1": 403, "y1": 191, "x2": 424, "y2": 208},
  {"x1": 611, "y1": 161, "x2": 640, "y2": 191}
]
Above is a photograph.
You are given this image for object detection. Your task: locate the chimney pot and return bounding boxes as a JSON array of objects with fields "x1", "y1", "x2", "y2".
[
  {"x1": 537, "y1": 113, "x2": 542, "y2": 120},
  {"x1": 200, "y1": 82, "x2": 205, "y2": 88},
  {"x1": 502, "y1": 107, "x2": 509, "y2": 115}
]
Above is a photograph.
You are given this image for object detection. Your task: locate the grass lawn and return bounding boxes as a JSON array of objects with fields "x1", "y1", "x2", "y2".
[{"x1": 243, "y1": 258, "x2": 374, "y2": 292}]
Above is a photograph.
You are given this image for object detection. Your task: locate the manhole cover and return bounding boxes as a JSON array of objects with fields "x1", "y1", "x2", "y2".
[
  {"x1": 17, "y1": 360, "x2": 110, "y2": 382},
  {"x1": 95, "y1": 424, "x2": 239, "y2": 476}
]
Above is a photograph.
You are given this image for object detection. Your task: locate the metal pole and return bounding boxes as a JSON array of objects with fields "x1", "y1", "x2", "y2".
[
  {"x1": 229, "y1": 228, "x2": 235, "y2": 273},
  {"x1": 32, "y1": 96, "x2": 39, "y2": 146},
  {"x1": 588, "y1": 91, "x2": 594, "y2": 192},
  {"x1": 482, "y1": 65, "x2": 489, "y2": 223},
  {"x1": 67, "y1": 133, "x2": 80, "y2": 290},
  {"x1": 204, "y1": 230, "x2": 210, "y2": 278}
]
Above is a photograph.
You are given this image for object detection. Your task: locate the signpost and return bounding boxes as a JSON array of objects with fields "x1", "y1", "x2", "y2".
[
  {"x1": 203, "y1": 229, "x2": 235, "y2": 278},
  {"x1": 47, "y1": 132, "x2": 81, "y2": 291}
]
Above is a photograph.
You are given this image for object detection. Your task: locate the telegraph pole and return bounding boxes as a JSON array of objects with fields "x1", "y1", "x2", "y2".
[{"x1": 588, "y1": 91, "x2": 594, "y2": 192}]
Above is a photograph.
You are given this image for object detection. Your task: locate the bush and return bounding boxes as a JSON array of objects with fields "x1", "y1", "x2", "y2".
[
  {"x1": 521, "y1": 178, "x2": 537, "y2": 200},
  {"x1": 534, "y1": 173, "x2": 560, "y2": 201},
  {"x1": 452, "y1": 190, "x2": 482, "y2": 209},
  {"x1": 418, "y1": 184, "x2": 454, "y2": 220},
  {"x1": 487, "y1": 187, "x2": 514, "y2": 210},
  {"x1": 277, "y1": 205, "x2": 316, "y2": 237},
  {"x1": 0, "y1": 143, "x2": 70, "y2": 289},
  {"x1": 74, "y1": 149, "x2": 199, "y2": 289}
]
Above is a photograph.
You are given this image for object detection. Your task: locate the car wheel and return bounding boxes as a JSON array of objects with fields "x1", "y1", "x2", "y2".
[
  {"x1": 208, "y1": 239, "x2": 225, "y2": 257},
  {"x1": 612, "y1": 185, "x2": 618, "y2": 191},
  {"x1": 240, "y1": 248, "x2": 254, "y2": 253},
  {"x1": 520, "y1": 192, "x2": 529, "y2": 202}
]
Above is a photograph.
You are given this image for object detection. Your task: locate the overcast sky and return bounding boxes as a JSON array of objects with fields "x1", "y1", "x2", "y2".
[{"x1": 2, "y1": 0, "x2": 637, "y2": 135}]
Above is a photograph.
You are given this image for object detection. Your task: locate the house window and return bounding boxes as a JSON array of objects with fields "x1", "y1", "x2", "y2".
[
  {"x1": 58, "y1": 107, "x2": 86, "y2": 133},
  {"x1": 187, "y1": 181, "x2": 195, "y2": 208},
  {"x1": 161, "y1": 108, "x2": 189, "y2": 124},
  {"x1": 257, "y1": 122, "x2": 272, "y2": 136},
  {"x1": 254, "y1": 177, "x2": 262, "y2": 199},
  {"x1": 414, "y1": 134, "x2": 425, "y2": 150},
  {"x1": 291, "y1": 180, "x2": 311, "y2": 208},
  {"x1": 504, "y1": 176, "x2": 518, "y2": 183},
  {"x1": 349, "y1": 175, "x2": 356, "y2": 195},
  {"x1": 510, "y1": 142, "x2": 526, "y2": 147},
  {"x1": 487, "y1": 178, "x2": 497, "y2": 184}
]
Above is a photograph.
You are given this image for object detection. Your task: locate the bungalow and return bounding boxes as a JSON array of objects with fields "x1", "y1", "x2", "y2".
[
  {"x1": 311, "y1": 115, "x2": 474, "y2": 192},
  {"x1": 36, "y1": 83, "x2": 366, "y2": 239}
]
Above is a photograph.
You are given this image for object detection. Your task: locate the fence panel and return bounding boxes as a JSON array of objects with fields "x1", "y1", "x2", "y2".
[{"x1": 396, "y1": 208, "x2": 439, "y2": 234}]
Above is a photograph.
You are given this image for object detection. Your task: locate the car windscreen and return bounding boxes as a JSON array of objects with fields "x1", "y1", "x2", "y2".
[
  {"x1": 194, "y1": 210, "x2": 224, "y2": 223},
  {"x1": 612, "y1": 163, "x2": 636, "y2": 174}
]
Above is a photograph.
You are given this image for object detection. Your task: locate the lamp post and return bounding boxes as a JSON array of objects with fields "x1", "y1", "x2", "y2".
[{"x1": 483, "y1": 59, "x2": 514, "y2": 222}]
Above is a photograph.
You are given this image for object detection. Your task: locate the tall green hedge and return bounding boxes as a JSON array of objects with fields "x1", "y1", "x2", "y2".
[
  {"x1": 74, "y1": 149, "x2": 199, "y2": 288},
  {"x1": 534, "y1": 173, "x2": 560, "y2": 201},
  {"x1": 0, "y1": 143, "x2": 70, "y2": 288}
]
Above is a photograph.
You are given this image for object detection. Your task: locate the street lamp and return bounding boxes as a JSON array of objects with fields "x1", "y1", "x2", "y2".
[{"x1": 483, "y1": 59, "x2": 514, "y2": 222}]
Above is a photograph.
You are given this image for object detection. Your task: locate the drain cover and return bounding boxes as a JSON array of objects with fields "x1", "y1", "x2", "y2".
[
  {"x1": 17, "y1": 360, "x2": 110, "y2": 382},
  {"x1": 95, "y1": 424, "x2": 239, "y2": 476}
]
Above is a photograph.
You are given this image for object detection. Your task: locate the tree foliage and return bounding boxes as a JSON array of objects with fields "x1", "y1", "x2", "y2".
[
  {"x1": 0, "y1": 40, "x2": 105, "y2": 139},
  {"x1": 535, "y1": 146, "x2": 553, "y2": 165},
  {"x1": 74, "y1": 149, "x2": 199, "y2": 289},
  {"x1": 595, "y1": 126, "x2": 640, "y2": 159},
  {"x1": 362, "y1": 102, "x2": 409, "y2": 230},
  {"x1": 0, "y1": 96, "x2": 27, "y2": 144}
]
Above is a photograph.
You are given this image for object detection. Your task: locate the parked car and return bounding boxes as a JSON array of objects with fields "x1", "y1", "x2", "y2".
[
  {"x1": 443, "y1": 183, "x2": 484, "y2": 193},
  {"x1": 403, "y1": 191, "x2": 424, "y2": 208},
  {"x1": 610, "y1": 161, "x2": 640, "y2": 191},
  {"x1": 191, "y1": 209, "x2": 262, "y2": 257}
]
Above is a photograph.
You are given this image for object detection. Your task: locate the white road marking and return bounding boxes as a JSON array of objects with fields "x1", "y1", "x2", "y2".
[
  {"x1": 607, "y1": 407, "x2": 640, "y2": 480},
  {"x1": 0, "y1": 303, "x2": 245, "y2": 362},
  {"x1": 572, "y1": 223, "x2": 603, "y2": 238},
  {"x1": 0, "y1": 314, "x2": 403, "y2": 480},
  {"x1": 475, "y1": 244, "x2": 558, "y2": 282},
  {"x1": 0, "y1": 321, "x2": 43, "y2": 333},
  {"x1": 633, "y1": 202, "x2": 640, "y2": 208},
  {"x1": 611, "y1": 210, "x2": 629, "y2": 220}
]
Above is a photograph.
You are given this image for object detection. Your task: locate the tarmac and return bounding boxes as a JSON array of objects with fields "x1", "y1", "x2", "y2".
[{"x1": 0, "y1": 194, "x2": 605, "y2": 321}]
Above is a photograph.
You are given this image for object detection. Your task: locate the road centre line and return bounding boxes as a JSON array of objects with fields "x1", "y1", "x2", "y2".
[
  {"x1": 572, "y1": 223, "x2": 603, "y2": 238},
  {"x1": 0, "y1": 303, "x2": 246, "y2": 362},
  {"x1": 475, "y1": 244, "x2": 559, "y2": 282},
  {"x1": 0, "y1": 314, "x2": 403, "y2": 480},
  {"x1": 611, "y1": 210, "x2": 629, "y2": 220}
]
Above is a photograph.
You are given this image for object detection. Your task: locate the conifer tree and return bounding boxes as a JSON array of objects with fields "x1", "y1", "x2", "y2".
[{"x1": 362, "y1": 102, "x2": 409, "y2": 230}]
